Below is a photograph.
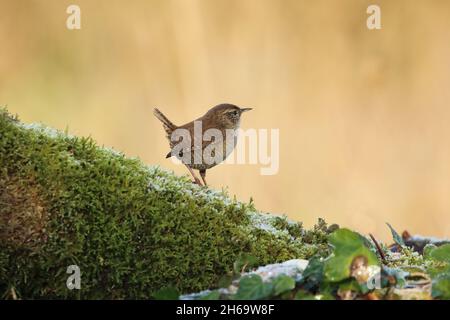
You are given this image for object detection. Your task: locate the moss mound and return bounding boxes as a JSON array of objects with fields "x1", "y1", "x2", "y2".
[{"x1": 0, "y1": 109, "x2": 330, "y2": 299}]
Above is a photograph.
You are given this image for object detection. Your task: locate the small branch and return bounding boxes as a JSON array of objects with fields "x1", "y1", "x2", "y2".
[
  {"x1": 369, "y1": 233, "x2": 387, "y2": 264},
  {"x1": 10, "y1": 287, "x2": 18, "y2": 300}
]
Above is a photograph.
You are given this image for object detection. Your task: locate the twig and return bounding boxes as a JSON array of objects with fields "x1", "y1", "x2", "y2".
[
  {"x1": 10, "y1": 287, "x2": 18, "y2": 300},
  {"x1": 369, "y1": 233, "x2": 387, "y2": 264}
]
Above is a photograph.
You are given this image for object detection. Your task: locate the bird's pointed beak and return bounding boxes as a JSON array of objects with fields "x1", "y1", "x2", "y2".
[{"x1": 240, "y1": 108, "x2": 253, "y2": 113}]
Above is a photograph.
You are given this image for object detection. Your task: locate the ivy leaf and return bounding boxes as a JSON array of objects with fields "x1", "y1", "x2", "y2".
[
  {"x1": 423, "y1": 244, "x2": 450, "y2": 299},
  {"x1": 423, "y1": 244, "x2": 437, "y2": 259},
  {"x1": 338, "y1": 279, "x2": 362, "y2": 293},
  {"x1": 295, "y1": 291, "x2": 334, "y2": 300},
  {"x1": 432, "y1": 273, "x2": 450, "y2": 299},
  {"x1": 301, "y1": 256, "x2": 324, "y2": 290},
  {"x1": 234, "y1": 274, "x2": 273, "y2": 300},
  {"x1": 425, "y1": 244, "x2": 450, "y2": 262},
  {"x1": 272, "y1": 274, "x2": 296, "y2": 296},
  {"x1": 294, "y1": 290, "x2": 318, "y2": 300},
  {"x1": 386, "y1": 223, "x2": 405, "y2": 246},
  {"x1": 324, "y1": 229, "x2": 379, "y2": 283}
]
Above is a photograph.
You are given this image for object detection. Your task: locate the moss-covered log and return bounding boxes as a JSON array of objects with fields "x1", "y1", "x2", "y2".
[{"x1": 0, "y1": 109, "x2": 330, "y2": 299}]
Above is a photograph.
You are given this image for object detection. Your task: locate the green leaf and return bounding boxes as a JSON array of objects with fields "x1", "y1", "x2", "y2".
[
  {"x1": 324, "y1": 229, "x2": 379, "y2": 282},
  {"x1": 294, "y1": 290, "x2": 317, "y2": 300},
  {"x1": 425, "y1": 244, "x2": 450, "y2": 299},
  {"x1": 234, "y1": 274, "x2": 273, "y2": 300},
  {"x1": 295, "y1": 290, "x2": 334, "y2": 300},
  {"x1": 425, "y1": 244, "x2": 450, "y2": 262},
  {"x1": 272, "y1": 274, "x2": 296, "y2": 296},
  {"x1": 338, "y1": 279, "x2": 362, "y2": 293},
  {"x1": 386, "y1": 223, "x2": 405, "y2": 246},
  {"x1": 432, "y1": 273, "x2": 450, "y2": 299},
  {"x1": 324, "y1": 254, "x2": 360, "y2": 282},
  {"x1": 315, "y1": 292, "x2": 335, "y2": 300},
  {"x1": 423, "y1": 244, "x2": 437, "y2": 258},
  {"x1": 152, "y1": 287, "x2": 180, "y2": 300},
  {"x1": 328, "y1": 228, "x2": 367, "y2": 247},
  {"x1": 301, "y1": 256, "x2": 324, "y2": 290}
]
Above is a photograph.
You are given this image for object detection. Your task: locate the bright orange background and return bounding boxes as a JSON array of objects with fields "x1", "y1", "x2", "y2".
[{"x1": 2, "y1": 0, "x2": 450, "y2": 241}]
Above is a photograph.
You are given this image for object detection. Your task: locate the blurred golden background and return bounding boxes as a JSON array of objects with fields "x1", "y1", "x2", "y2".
[{"x1": 1, "y1": 0, "x2": 450, "y2": 241}]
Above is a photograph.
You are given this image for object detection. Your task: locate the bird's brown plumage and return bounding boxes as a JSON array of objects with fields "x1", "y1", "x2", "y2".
[{"x1": 153, "y1": 104, "x2": 252, "y2": 185}]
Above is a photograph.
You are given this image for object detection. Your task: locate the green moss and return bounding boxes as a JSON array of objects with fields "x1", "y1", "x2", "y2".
[{"x1": 0, "y1": 109, "x2": 329, "y2": 299}]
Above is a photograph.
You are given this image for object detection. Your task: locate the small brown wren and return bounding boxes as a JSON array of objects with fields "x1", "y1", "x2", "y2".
[{"x1": 153, "y1": 103, "x2": 252, "y2": 186}]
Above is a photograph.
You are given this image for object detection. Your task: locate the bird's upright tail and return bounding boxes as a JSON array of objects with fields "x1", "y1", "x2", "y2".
[{"x1": 153, "y1": 108, "x2": 177, "y2": 137}]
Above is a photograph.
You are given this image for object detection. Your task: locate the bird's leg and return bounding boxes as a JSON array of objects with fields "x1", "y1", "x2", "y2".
[
  {"x1": 199, "y1": 169, "x2": 207, "y2": 186},
  {"x1": 184, "y1": 164, "x2": 203, "y2": 186}
]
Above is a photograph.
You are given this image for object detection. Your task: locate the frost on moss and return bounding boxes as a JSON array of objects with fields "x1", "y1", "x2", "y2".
[{"x1": 0, "y1": 109, "x2": 330, "y2": 299}]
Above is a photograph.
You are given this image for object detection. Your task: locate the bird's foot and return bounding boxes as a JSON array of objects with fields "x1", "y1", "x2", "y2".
[{"x1": 192, "y1": 178, "x2": 203, "y2": 186}]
